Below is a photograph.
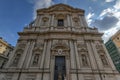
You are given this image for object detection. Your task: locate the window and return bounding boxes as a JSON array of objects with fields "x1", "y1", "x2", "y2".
[{"x1": 58, "y1": 19, "x2": 64, "y2": 26}]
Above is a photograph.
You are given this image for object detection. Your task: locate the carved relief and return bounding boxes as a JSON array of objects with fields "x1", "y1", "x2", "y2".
[
  {"x1": 34, "y1": 42, "x2": 44, "y2": 50},
  {"x1": 17, "y1": 43, "x2": 26, "y2": 49},
  {"x1": 96, "y1": 43, "x2": 104, "y2": 50},
  {"x1": 56, "y1": 14, "x2": 65, "y2": 19},
  {"x1": 73, "y1": 17, "x2": 79, "y2": 27},
  {"x1": 77, "y1": 42, "x2": 89, "y2": 67},
  {"x1": 77, "y1": 43, "x2": 87, "y2": 51},
  {"x1": 51, "y1": 40, "x2": 69, "y2": 57},
  {"x1": 42, "y1": 17, "x2": 49, "y2": 26}
]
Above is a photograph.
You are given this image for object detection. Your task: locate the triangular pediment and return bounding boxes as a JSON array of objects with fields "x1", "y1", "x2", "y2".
[
  {"x1": 37, "y1": 3, "x2": 84, "y2": 13},
  {"x1": 49, "y1": 4, "x2": 74, "y2": 12}
]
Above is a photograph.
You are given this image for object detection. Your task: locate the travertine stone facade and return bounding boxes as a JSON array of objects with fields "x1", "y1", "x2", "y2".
[{"x1": 0, "y1": 4, "x2": 120, "y2": 80}]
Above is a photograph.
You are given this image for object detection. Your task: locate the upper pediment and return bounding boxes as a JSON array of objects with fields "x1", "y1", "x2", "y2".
[{"x1": 37, "y1": 3, "x2": 84, "y2": 13}]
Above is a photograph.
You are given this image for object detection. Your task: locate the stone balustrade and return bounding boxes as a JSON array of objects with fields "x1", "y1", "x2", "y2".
[{"x1": 23, "y1": 26, "x2": 98, "y2": 34}]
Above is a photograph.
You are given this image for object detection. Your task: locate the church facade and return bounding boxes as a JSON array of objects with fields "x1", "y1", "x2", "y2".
[{"x1": 0, "y1": 4, "x2": 120, "y2": 80}]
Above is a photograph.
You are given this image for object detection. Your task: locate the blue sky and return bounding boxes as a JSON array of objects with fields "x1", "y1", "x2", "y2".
[{"x1": 0, "y1": 0, "x2": 120, "y2": 46}]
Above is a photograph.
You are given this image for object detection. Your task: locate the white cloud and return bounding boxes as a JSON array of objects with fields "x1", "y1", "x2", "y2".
[
  {"x1": 102, "y1": 25, "x2": 120, "y2": 43},
  {"x1": 27, "y1": 0, "x2": 54, "y2": 19},
  {"x1": 93, "y1": 0, "x2": 120, "y2": 42},
  {"x1": 114, "y1": 0, "x2": 120, "y2": 10},
  {"x1": 86, "y1": 12, "x2": 94, "y2": 25},
  {"x1": 105, "y1": 0, "x2": 114, "y2": 2}
]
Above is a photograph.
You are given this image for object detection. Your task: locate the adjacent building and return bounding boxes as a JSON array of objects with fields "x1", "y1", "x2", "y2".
[
  {"x1": 0, "y1": 37, "x2": 14, "y2": 68},
  {"x1": 105, "y1": 30, "x2": 120, "y2": 72},
  {"x1": 0, "y1": 3, "x2": 120, "y2": 80}
]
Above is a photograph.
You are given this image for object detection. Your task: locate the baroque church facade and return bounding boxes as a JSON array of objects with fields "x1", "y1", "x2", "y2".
[{"x1": 0, "y1": 4, "x2": 120, "y2": 80}]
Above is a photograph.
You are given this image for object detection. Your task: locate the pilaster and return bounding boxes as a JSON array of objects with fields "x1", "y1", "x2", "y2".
[
  {"x1": 51, "y1": 14, "x2": 55, "y2": 26},
  {"x1": 40, "y1": 40, "x2": 47, "y2": 68},
  {"x1": 90, "y1": 40, "x2": 104, "y2": 70},
  {"x1": 25, "y1": 40, "x2": 36, "y2": 68},
  {"x1": 79, "y1": 15, "x2": 84, "y2": 27},
  {"x1": 70, "y1": 15, "x2": 73, "y2": 27},
  {"x1": 67, "y1": 14, "x2": 71, "y2": 27},
  {"x1": 44, "y1": 40, "x2": 52, "y2": 69},
  {"x1": 86, "y1": 40, "x2": 97, "y2": 69},
  {"x1": 81, "y1": 16, "x2": 88, "y2": 27},
  {"x1": 69, "y1": 40, "x2": 76, "y2": 69},
  {"x1": 19, "y1": 40, "x2": 31, "y2": 68},
  {"x1": 5, "y1": 43, "x2": 19, "y2": 68},
  {"x1": 73, "y1": 40, "x2": 81, "y2": 69}
]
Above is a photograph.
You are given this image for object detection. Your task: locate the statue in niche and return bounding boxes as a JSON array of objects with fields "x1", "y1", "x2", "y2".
[
  {"x1": 58, "y1": 72, "x2": 62, "y2": 80},
  {"x1": 100, "y1": 55, "x2": 108, "y2": 65},
  {"x1": 13, "y1": 54, "x2": 21, "y2": 65},
  {"x1": 32, "y1": 54, "x2": 40, "y2": 65},
  {"x1": 81, "y1": 54, "x2": 88, "y2": 66}
]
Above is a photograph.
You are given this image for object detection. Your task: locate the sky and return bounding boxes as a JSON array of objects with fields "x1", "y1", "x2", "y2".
[{"x1": 0, "y1": 0, "x2": 120, "y2": 46}]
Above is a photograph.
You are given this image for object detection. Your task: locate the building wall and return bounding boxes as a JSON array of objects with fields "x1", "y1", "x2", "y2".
[
  {"x1": 0, "y1": 4, "x2": 120, "y2": 80},
  {"x1": 0, "y1": 39, "x2": 7, "y2": 54},
  {"x1": 105, "y1": 39, "x2": 120, "y2": 72},
  {"x1": 112, "y1": 33, "x2": 120, "y2": 48}
]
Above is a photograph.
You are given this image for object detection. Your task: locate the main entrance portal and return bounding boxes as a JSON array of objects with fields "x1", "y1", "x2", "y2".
[{"x1": 54, "y1": 56, "x2": 66, "y2": 80}]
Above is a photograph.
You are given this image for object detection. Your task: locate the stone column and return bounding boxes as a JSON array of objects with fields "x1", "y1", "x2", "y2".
[
  {"x1": 5, "y1": 43, "x2": 20, "y2": 68},
  {"x1": 34, "y1": 15, "x2": 39, "y2": 26},
  {"x1": 74, "y1": 40, "x2": 81, "y2": 69},
  {"x1": 69, "y1": 40, "x2": 76, "y2": 69},
  {"x1": 40, "y1": 40, "x2": 47, "y2": 68},
  {"x1": 44, "y1": 40, "x2": 52, "y2": 69},
  {"x1": 38, "y1": 15, "x2": 42, "y2": 26},
  {"x1": 79, "y1": 15, "x2": 84, "y2": 27},
  {"x1": 90, "y1": 41, "x2": 103, "y2": 70},
  {"x1": 86, "y1": 40, "x2": 97, "y2": 69},
  {"x1": 25, "y1": 41, "x2": 35, "y2": 68},
  {"x1": 67, "y1": 14, "x2": 71, "y2": 27},
  {"x1": 34, "y1": 15, "x2": 42, "y2": 26},
  {"x1": 19, "y1": 40, "x2": 31, "y2": 68},
  {"x1": 70, "y1": 14, "x2": 73, "y2": 27},
  {"x1": 81, "y1": 16, "x2": 88, "y2": 27},
  {"x1": 51, "y1": 14, "x2": 54, "y2": 26},
  {"x1": 50, "y1": 55, "x2": 55, "y2": 80},
  {"x1": 66, "y1": 54, "x2": 70, "y2": 80}
]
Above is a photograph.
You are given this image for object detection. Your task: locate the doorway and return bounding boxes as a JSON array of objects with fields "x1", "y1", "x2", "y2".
[{"x1": 54, "y1": 56, "x2": 66, "y2": 80}]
